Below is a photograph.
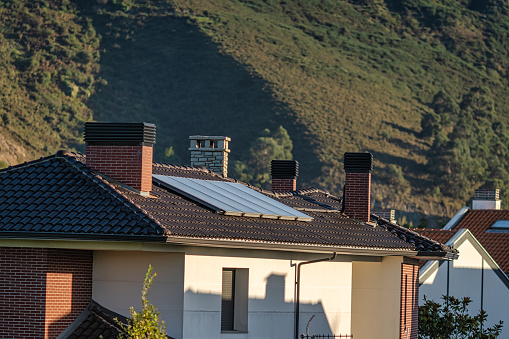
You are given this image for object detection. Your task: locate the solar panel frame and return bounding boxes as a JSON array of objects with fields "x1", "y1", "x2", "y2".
[{"x1": 153, "y1": 175, "x2": 313, "y2": 221}]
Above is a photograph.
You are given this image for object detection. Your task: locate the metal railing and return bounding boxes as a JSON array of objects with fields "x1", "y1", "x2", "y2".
[{"x1": 300, "y1": 335, "x2": 353, "y2": 338}]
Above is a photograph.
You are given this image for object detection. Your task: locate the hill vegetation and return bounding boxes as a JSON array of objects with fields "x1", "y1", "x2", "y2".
[{"x1": 1, "y1": 0, "x2": 509, "y2": 224}]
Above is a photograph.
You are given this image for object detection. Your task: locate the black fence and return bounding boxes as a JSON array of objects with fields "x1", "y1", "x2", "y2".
[{"x1": 300, "y1": 335, "x2": 353, "y2": 338}]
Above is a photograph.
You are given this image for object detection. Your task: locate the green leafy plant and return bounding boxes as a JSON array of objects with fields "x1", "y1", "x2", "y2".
[
  {"x1": 231, "y1": 126, "x2": 293, "y2": 188},
  {"x1": 419, "y1": 295, "x2": 503, "y2": 339},
  {"x1": 118, "y1": 265, "x2": 167, "y2": 339}
]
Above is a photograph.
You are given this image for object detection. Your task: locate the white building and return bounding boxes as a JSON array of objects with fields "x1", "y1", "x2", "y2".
[
  {"x1": 0, "y1": 123, "x2": 456, "y2": 339},
  {"x1": 417, "y1": 189, "x2": 509, "y2": 336}
]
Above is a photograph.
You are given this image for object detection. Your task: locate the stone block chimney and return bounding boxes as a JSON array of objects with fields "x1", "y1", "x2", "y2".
[
  {"x1": 271, "y1": 160, "x2": 298, "y2": 192},
  {"x1": 84, "y1": 122, "x2": 156, "y2": 196},
  {"x1": 472, "y1": 189, "x2": 501, "y2": 210},
  {"x1": 372, "y1": 209, "x2": 396, "y2": 223},
  {"x1": 343, "y1": 152, "x2": 373, "y2": 223},
  {"x1": 189, "y1": 136, "x2": 230, "y2": 177}
]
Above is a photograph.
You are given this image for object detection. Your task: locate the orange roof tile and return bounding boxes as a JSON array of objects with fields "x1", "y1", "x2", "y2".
[{"x1": 451, "y1": 210, "x2": 509, "y2": 274}]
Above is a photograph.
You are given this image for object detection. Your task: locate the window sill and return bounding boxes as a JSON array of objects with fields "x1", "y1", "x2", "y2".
[{"x1": 221, "y1": 331, "x2": 248, "y2": 334}]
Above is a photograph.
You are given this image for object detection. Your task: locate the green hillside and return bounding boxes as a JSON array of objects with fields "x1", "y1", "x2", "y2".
[{"x1": 1, "y1": 0, "x2": 509, "y2": 224}]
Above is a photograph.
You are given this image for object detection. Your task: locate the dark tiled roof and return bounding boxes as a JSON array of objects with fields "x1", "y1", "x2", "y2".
[
  {"x1": 0, "y1": 151, "x2": 456, "y2": 255},
  {"x1": 372, "y1": 217, "x2": 457, "y2": 256},
  {"x1": 0, "y1": 151, "x2": 165, "y2": 239},
  {"x1": 412, "y1": 229, "x2": 459, "y2": 269},
  {"x1": 58, "y1": 301, "x2": 126, "y2": 339},
  {"x1": 450, "y1": 209, "x2": 509, "y2": 274}
]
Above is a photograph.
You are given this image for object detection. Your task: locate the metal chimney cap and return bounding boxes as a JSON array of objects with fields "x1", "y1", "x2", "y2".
[
  {"x1": 474, "y1": 189, "x2": 500, "y2": 201},
  {"x1": 271, "y1": 160, "x2": 299, "y2": 179},
  {"x1": 84, "y1": 122, "x2": 156, "y2": 146},
  {"x1": 343, "y1": 152, "x2": 373, "y2": 173}
]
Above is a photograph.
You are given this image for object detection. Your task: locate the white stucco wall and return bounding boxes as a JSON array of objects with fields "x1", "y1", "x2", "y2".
[
  {"x1": 91, "y1": 248, "x2": 406, "y2": 339},
  {"x1": 182, "y1": 253, "x2": 353, "y2": 339},
  {"x1": 351, "y1": 256, "x2": 403, "y2": 339},
  {"x1": 420, "y1": 235, "x2": 509, "y2": 337},
  {"x1": 92, "y1": 250, "x2": 185, "y2": 339}
]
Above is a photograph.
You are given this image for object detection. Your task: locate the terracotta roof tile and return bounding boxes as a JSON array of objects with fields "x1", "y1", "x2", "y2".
[
  {"x1": 414, "y1": 229, "x2": 457, "y2": 245},
  {"x1": 450, "y1": 210, "x2": 509, "y2": 274}
]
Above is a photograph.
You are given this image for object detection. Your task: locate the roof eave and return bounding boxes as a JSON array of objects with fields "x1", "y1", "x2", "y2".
[
  {"x1": 415, "y1": 251, "x2": 458, "y2": 260},
  {"x1": 0, "y1": 231, "x2": 167, "y2": 243},
  {"x1": 163, "y1": 235, "x2": 419, "y2": 256}
]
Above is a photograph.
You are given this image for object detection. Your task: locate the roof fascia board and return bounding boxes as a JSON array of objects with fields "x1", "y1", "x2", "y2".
[
  {"x1": 163, "y1": 236, "x2": 419, "y2": 256},
  {"x1": 0, "y1": 238, "x2": 386, "y2": 262},
  {"x1": 443, "y1": 207, "x2": 469, "y2": 230},
  {"x1": 0, "y1": 232, "x2": 167, "y2": 242},
  {"x1": 0, "y1": 238, "x2": 161, "y2": 251},
  {"x1": 0, "y1": 233, "x2": 417, "y2": 256}
]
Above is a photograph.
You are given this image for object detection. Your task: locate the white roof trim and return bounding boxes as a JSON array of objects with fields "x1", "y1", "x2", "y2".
[
  {"x1": 442, "y1": 206, "x2": 469, "y2": 230},
  {"x1": 419, "y1": 228, "x2": 509, "y2": 287}
]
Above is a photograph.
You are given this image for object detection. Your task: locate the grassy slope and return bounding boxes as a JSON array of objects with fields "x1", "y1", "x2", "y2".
[
  {"x1": 0, "y1": 0, "x2": 100, "y2": 163},
  {"x1": 167, "y1": 0, "x2": 509, "y2": 220},
  {"x1": 1, "y1": 0, "x2": 509, "y2": 224}
]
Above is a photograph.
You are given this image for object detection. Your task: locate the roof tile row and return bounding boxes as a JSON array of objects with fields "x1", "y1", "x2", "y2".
[{"x1": 0, "y1": 151, "x2": 456, "y2": 255}]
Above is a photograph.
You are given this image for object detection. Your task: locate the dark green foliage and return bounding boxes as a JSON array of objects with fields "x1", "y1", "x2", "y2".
[
  {"x1": 0, "y1": 0, "x2": 100, "y2": 159},
  {"x1": 460, "y1": 86, "x2": 495, "y2": 119},
  {"x1": 428, "y1": 87, "x2": 509, "y2": 203},
  {"x1": 232, "y1": 126, "x2": 293, "y2": 189},
  {"x1": 386, "y1": 164, "x2": 411, "y2": 194},
  {"x1": 3, "y1": 0, "x2": 509, "y2": 217},
  {"x1": 419, "y1": 295, "x2": 503, "y2": 338}
]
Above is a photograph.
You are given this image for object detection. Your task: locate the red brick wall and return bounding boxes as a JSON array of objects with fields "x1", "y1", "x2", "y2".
[
  {"x1": 86, "y1": 144, "x2": 153, "y2": 193},
  {"x1": 400, "y1": 263, "x2": 419, "y2": 339},
  {"x1": 271, "y1": 178, "x2": 296, "y2": 192},
  {"x1": 344, "y1": 172, "x2": 371, "y2": 222},
  {"x1": 0, "y1": 247, "x2": 93, "y2": 339}
]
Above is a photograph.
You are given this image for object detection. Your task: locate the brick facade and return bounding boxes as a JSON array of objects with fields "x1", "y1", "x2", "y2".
[
  {"x1": 344, "y1": 172, "x2": 371, "y2": 222},
  {"x1": 0, "y1": 247, "x2": 93, "y2": 339},
  {"x1": 400, "y1": 263, "x2": 419, "y2": 339},
  {"x1": 86, "y1": 144, "x2": 153, "y2": 193},
  {"x1": 271, "y1": 178, "x2": 296, "y2": 192}
]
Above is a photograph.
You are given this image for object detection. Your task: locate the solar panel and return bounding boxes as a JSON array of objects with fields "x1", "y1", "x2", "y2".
[{"x1": 153, "y1": 175, "x2": 313, "y2": 221}]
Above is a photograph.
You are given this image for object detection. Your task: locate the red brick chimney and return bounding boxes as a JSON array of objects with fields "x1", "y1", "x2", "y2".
[
  {"x1": 271, "y1": 160, "x2": 298, "y2": 192},
  {"x1": 84, "y1": 122, "x2": 156, "y2": 196},
  {"x1": 343, "y1": 152, "x2": 373, "y2": 222}
]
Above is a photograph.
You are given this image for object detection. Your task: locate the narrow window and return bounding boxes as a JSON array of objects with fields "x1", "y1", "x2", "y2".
[
  {"x1": 221, "y1": 269, "x2": 235, "y2": 331},
  {"x1": 221, "y1": 268, "x2": 249, "y2": 332}
]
